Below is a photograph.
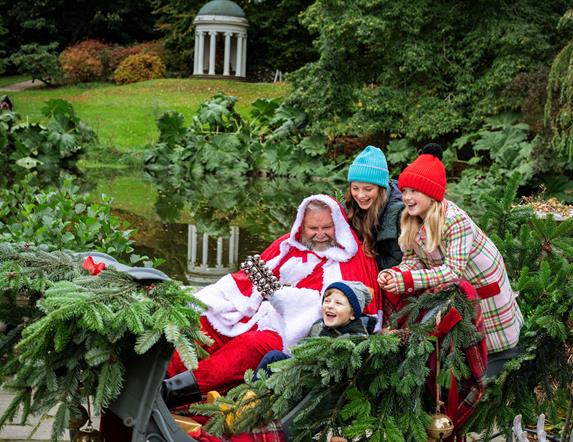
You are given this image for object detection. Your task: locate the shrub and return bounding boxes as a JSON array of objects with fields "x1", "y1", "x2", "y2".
[
  {"x1": 114, "y1": 53, "x2": 165, "y2": 84},
  {"x1": 0, "y1": 99, "x2": 96, "y2": 186},
  {"x1": 108, "y1": 41, "x2": 164, "y2": 72},
  {"x1": 0, "y1": 177, "x2": 136, "y2": 258},
  {"x1": 59, "y1": 39, "x2": 110, "y2": 83}
]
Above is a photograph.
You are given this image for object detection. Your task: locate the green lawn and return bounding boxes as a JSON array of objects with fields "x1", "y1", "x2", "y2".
[
  {"x1": 0, "y1": 75, "x2": 28, "y2": 87},
  {"x1": 8, "y1": 78, "x2": 289, "y2": 151}
]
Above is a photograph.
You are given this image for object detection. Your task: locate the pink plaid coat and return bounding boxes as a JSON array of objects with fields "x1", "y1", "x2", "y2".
[{"x1": 389, "y1": 200, "x2": 523, "y2": 353}]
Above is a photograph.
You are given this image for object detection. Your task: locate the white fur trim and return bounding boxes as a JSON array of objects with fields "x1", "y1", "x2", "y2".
[
  {"x1": 267, "y1": 286, "x2": 322, "y2": 349},
  {"x1": 321, "y1": 260, "x2": 343, "y2": 292},
  {"x1": 279, "y1": 253, "x2": 321, "y2": 285},
  {"x1": 195, "y1": 274, "x2": 265, "y2": 337},
  {"x1": 288, "y1": 194, "x2": 357, "y2": 262}
]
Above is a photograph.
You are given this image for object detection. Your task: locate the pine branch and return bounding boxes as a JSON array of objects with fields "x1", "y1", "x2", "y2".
[{"x1": 0, "y1": 243, "x2": 208, "y2": 438}]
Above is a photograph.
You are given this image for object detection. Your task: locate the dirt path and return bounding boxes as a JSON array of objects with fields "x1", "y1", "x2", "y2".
[{"x1": 0, "y1": 80, "x2": 45, "y2": 92}]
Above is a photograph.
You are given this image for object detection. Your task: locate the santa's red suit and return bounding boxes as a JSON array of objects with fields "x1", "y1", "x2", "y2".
[{"x1": 168, "y1": 194, "x2": 381, "y2": 394}]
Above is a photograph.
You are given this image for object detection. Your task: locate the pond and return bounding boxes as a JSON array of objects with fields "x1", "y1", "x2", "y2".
[{"x1": 81, "y1": 167, "x2": 340, "y2": 285}]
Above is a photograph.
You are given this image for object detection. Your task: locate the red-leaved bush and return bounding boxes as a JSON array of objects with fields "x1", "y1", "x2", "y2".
[
  {"x1": 108, "y1": 41, "x2": 164, "y2": 72},
  {"x1": 59, "y1": 39, "x2": 110, "y2": 83}
]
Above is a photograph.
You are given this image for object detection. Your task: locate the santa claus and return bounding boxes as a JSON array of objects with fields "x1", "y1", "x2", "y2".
[{"x1": 162, "y1": 194, "x2": 381, "y2": 407}]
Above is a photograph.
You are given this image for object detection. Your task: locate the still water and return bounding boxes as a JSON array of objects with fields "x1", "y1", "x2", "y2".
[{"x1": 82, "y1": 167, "x2": 340, "y2": 285}]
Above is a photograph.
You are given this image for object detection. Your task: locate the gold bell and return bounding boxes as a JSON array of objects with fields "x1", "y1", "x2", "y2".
[
  {"x1": 426, "y1": 413, "x2": 454, "y2": 441},
  {"x1": 72, "y1": 427, "x2": 105, "y2": 442},
  {"x1": 68, "y1": 405, "x2": 89, "y2": 430}
]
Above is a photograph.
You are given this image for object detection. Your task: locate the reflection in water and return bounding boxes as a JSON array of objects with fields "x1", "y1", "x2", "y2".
[
  {"x1": 187, "y1": 225, "x2": 240, "y2": 286},
  {"x1": 82, "y1": 168, "x2": 341, "y2": 283}
]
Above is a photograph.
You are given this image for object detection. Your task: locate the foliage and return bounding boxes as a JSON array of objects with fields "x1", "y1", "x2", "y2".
[
  {"x1": 467, "y1": 174, "x2": 573, "y2": 441},
  {"x1": 240, "y1": 0, "x2": 317, "y2": 78},
  {"x1": 0, "y1": 177, "x2": 138, "y2": 259},
  {"x1": 0, "y1": 0, "x2": 157, "y2": 63},
  {"x1": 144, "y1": 93, "x2": 342, "y2": 192},
  {"x1": 383, "y1": 138, "x2": 418, "y2": 177},
  {"x1": 8, "y1": 42, "x2": 62, "y2": 86},
  {"x1": 108, "y1": 40, "x2": 164, "y2": 72},
  {"x1": 286, "y1": 0, "x2": 569, "y2": 140},
  {"x1": 0, "y1": 99, "x2": 96, "y2": 185},
  {"x1": 545, "y1": 8, "x2": 573, "y2": 160},
  {"x1": 0, "y1": 243, "x2": 209, "y2": 441},
  {"x1": 0, "y1": 20, "x2": 7, "y2": 74},
  {"x1": 445, "y1": 114, "x2": 538, "y2": 216},
  {"x1": 59, "y1": 40, "x2": 110, "y2": 83},
  {"x1": 114, "y1": 53, "x2": 166, "y2": 85},
  {"x1": 150, "y1": 0, "x2": 200, "y2": 74}
]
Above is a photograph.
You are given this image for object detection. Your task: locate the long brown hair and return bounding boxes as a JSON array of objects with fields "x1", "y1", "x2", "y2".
[{"x1": 344, "y1": 185, "x2": 388, "y2": 258}]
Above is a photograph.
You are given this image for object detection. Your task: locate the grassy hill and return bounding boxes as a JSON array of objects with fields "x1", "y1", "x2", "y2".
[{"x1": 5, "y1": 78, "x2": 289, "y2": 151}]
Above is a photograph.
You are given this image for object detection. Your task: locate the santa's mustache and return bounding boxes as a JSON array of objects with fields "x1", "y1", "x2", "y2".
[{"x1": 301, "y1": 235, "x2": 339, "y2": 250}]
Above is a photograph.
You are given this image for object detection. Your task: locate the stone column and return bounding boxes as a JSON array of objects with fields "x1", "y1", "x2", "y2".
[
  {"x1": 197, "y1": 31, "x2": 205, "y2": 74},
  {"x1": 223, "y1": 32, "x2": 232, "y2": 76},
  {"x1": 241, "y1": 34, "x2": 247, "y2": 77},
  {"x1": 193, "y1": 32, "x2": 200, "y2": 75},
  {"x1": 235, "y1": 33, "x2": 243, "y2": 77},
  {"x1": 208, "y1": 31, "x2": 217, "y2": 75}
]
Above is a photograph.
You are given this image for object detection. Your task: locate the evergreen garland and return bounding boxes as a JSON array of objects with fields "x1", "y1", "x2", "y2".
[
  {"x1": 466, "y1": 175, "x2": 573, "y2": 440},
  {"x1": 0, "y1": 242, "x2": 209, "y2": 441}
]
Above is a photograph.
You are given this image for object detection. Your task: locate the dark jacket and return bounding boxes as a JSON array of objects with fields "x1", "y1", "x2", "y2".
[
  {"x1": 307, "y1": 317, "x2": 368, "y2": 338},
  {"x1": 375, "y1": 179, "x2": 404, "y2": 270}
]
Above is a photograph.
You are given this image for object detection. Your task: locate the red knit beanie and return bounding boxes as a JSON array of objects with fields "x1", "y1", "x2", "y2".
[{"x1": 398, "y1": 143, "x2": 446, "y2": 201}]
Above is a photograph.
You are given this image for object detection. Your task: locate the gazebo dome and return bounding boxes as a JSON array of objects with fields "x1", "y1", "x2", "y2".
[{"x1": 197, "y1": 0, "x2": 246, "y2": 18}]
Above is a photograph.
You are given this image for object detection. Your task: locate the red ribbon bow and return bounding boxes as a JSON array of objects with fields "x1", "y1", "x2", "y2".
[{"x1": 83, "y1": 256, "x2": 106, "y2": 276}]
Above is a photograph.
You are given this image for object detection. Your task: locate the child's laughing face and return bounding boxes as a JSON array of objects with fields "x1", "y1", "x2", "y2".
[{"x1": 322, "y1": 289, "x2": 354, "y2": 328}]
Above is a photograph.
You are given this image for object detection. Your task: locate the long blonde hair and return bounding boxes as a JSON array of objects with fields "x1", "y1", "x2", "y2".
[
  {"x1": 344, "y1": 185, "x2": 388, "y2": 258},
  {"x1": 398, "y1": 199, "x2": 446, "y2": 253}
]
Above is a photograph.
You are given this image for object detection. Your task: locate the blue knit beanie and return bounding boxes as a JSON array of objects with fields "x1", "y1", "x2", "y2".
[
  {"x1": 347, "y1": 145, "x2": 389, "y2": 188},
  {"x1": 324, "y1": 281, "x2": 372, "y2": 318}
]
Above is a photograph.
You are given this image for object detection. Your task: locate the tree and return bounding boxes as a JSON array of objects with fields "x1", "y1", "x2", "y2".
[
  {"x1": 9, "y1": 43, "x2": 62, "y2": 85},
  {"x1": 545, "y1": 8, "x2": 573, "y2": 160},
  {"x1": 0, "y1": 20, "x2": 7, "y2": 74},
  {"x1": 286, "y1": 0, "x2": 570, "y2": 141},
  {"x1": 0, "y1": 0, "x2": 159, "y2": 63}
]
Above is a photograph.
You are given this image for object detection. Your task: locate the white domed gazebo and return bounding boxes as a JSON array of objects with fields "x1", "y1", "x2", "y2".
[{"x1": 193, "y1": 0, "x2": 249, "y2": 78}]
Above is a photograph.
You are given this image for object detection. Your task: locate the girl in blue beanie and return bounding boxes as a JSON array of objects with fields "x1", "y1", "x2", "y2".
[{"x1": 345, "y1": 145, "x2": 404, "y2": 271}]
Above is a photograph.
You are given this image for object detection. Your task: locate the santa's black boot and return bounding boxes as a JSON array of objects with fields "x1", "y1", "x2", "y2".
[{"x1": 161, "y1": 371, "x2": 202, "y2": 408}]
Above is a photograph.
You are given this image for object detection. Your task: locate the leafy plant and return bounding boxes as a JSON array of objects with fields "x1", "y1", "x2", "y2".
[
  {"x1": 0, "y1": 177, "x2": 138, "y2": 259},
  {"x1": 446, "y1": 114, "x2": 537, "y2": 216},
  {"x1": 145, "y1": 93, "x2": 339, "y2": 185},
  {"x1": 0, "y1": 99, "x2": 96, "y2": 186}
]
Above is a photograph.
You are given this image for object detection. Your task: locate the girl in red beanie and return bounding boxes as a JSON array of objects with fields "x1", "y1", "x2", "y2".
[{"x1": 378, "y1": 144, "x2": 523, "y2": 378}]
